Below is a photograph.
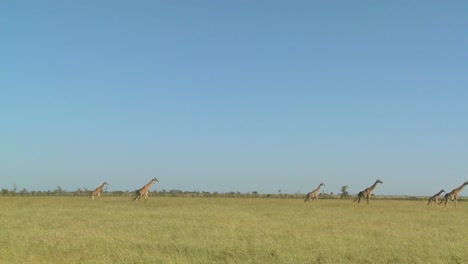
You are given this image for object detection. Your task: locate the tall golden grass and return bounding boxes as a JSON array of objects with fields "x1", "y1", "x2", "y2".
[{"x1": 0, "y1": 197, "x2": 467, "y2": 263}]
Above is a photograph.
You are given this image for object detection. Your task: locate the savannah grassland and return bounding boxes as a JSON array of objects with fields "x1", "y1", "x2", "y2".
[{"x1": 1, "y1": 197, "x2": 467, "y2": 264}]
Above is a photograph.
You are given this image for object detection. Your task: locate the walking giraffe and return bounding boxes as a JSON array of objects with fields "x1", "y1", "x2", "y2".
[
  {"x1": 304, "y1": 183, "x2": 325, "y2": 203},
  {"x1": 353, "y1": 179, "x2": 383, "y2": 204},
  {"x1": 134, "y1": 178, "x2": 159, "y2": 202},
  {"x1": 89, "y1": 181, "x2": 108, "y2": 200},
  {"x1": 444, "y1": 181, "x2": 468, "y2": 208},
  {"x1": 427, "y1": 189, "x2": 445, "y2": 205}
]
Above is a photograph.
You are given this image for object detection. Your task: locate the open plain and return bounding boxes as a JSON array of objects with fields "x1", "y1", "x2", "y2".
[{"x1": 1, "y1": 196, "x2": 467, "y2": 263}]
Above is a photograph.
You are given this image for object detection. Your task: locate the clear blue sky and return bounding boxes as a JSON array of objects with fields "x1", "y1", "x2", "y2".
[{"x1": 1, "y1": 1, "x2": 467, "y2": 196}]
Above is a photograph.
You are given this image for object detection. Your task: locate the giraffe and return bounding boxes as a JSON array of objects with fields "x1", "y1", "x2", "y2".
[
  {"x1": 353, "y1": 179, "x2": 383, "y2": 205},
  {"x1": 89, "y1": 181, "x2": 108, "y2": 200},
  {"x1": 134, "y1": 178, "x2": 159, "y2": 202},
  {"x1": 427, "y1": 189, "x2": 445, "y2": 206},
  {"x1": 443, "y1": 181, "x2": 468, "y2": 208},
  {"x1": 304, "y1": 183, "x2": 325, "y2": 203}
]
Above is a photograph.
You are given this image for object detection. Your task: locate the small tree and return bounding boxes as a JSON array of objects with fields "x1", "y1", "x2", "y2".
[
  {"x1": 74, "y1": 188, "x2": 85, "y2": 196},
  {"x1": 11, "y1": 184, "x2": 18, "y2": 196},
  {"x1": 340, "y1": 186, "x2": 349, "y2": 199},
  {"x1": 20, "y1": 188, "x2": 29, "y2": 196},
  {"x1": 54, "y1": 186, "x2": 65, "y2": 195}
]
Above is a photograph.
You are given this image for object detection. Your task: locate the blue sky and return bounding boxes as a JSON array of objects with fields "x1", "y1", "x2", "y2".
[{"x1": 1, "y1": 1, "x2": 467, "y2": 196}]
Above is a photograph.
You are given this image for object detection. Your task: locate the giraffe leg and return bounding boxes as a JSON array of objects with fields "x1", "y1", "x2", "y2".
[
  {"x1": 353, "y1": 197, "x2": 357, "y2": 203},
  {"x1": 133, "y1": 191, "x2": 140, "y2": 201},
  {"x1": 354, "y1": 195, "x2": 360, "y2": 203},
  {"x1": 353, "y1": 193, "x2": 360, "y2": 203},
  {"x1": 444, "y1": 196, "x2": 449, "y2": 207}
]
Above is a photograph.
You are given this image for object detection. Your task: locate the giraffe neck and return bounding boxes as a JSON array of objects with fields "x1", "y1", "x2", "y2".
[
  {"x1": 436, "y1": 190, "x2": 444, "y2": 196},
  {"x1": 145, "y1": 180, "x2": 155, "y2": 189},
  {"x1": 368, "y1": 182, "x2": 379, "y2": 192},
  {"x1": 454, "y1": 184, "x2": 467, "y2": 193},
  {"x1": 314, "y1": 184, "x2": 323, "y2": 192}
]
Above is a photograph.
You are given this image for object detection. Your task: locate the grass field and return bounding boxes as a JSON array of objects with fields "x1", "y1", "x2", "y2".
[{"x1": 1, "y1": 196, "x2": 467, "y2": 263}]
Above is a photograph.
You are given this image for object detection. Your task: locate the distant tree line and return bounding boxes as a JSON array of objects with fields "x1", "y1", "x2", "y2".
[
  {"x1": 0, "y1": 185, "x2": 432, "y2": 200},
  {"x1": 0, "y1": 187, "x2": 307, "y2": 198}
]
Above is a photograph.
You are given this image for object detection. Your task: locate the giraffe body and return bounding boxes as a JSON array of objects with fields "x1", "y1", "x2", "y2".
[
  {"x1": 427, "y1": 189, "x2": 445, "y2": 205},
  {"x1": 89, "y1": 182, "x2": 108, "y2": 200},
  {"x1": 444, "y1": 181, "x2": 468, "y2": 207},
  {"x1": 134, "y1": 178, "x2": 159, "y2": 202},
  {"x1": 304, "y1": 183, "x2": 325, "y2": 203},
  {"x1": 353, "y1": 179, "x2": 383, "y2": 205}
]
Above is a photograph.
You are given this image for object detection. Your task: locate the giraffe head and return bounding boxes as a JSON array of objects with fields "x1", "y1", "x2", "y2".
[
  {"x1": 441, "y1": 189, "x2": 445, "y2": 193},
  {"x1": 320, "y1": 183, "x2": 325, "y2": 186},
  {"x1": 153, "y1": 178, "x2": 159, "y2": 182},
  {"x1": 376, "y1": 179, "x2": 383, "y2": 184},
  {"x1": 104, "y1": 181, "x2": 108, "y2": 185},
  {"x1": 464, "y1": 181, "x2": 468, "y2": 186}
]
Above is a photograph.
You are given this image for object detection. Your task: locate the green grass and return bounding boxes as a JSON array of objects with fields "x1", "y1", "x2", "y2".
[{"x1": 0, "y1": 197, "x2": 467, "y2": 263}]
